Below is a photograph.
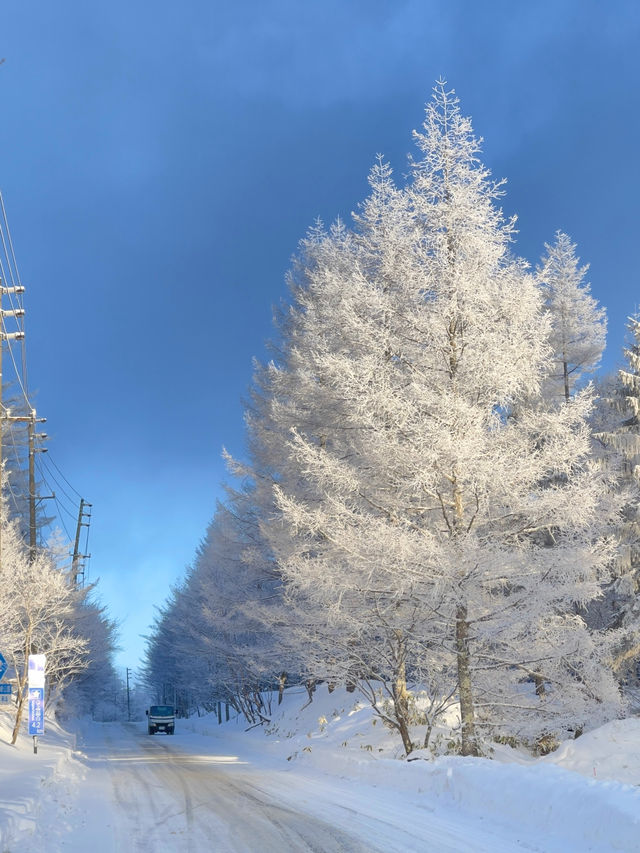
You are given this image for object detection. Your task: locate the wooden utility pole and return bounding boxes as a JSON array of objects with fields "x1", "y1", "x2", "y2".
[
  {"x1": 71, "y1": 498, "x2": 92, "y2": 587},
  {"x1": 0, "y1": 277, "x2": 25, "y2": 568},
  {"x1": 27, "y1": 411, "x2": 48, "y2": 563},
  {"x1": 1, "y1": 409, "x2": 48, "y2": 562},
  {"x1": 28, "y1": 415, "x2": 35, "y2": 560}
]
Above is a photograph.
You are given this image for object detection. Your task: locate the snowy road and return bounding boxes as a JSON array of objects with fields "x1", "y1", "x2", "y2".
[
  {"x1": 60, "y1": 722, "x2": 537, "y2": 853},
  {"x1": 72, "y1": 723, "x2": 374, "y2": 852}
]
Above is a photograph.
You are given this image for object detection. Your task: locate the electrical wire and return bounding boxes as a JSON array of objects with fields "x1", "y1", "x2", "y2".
[
  {"x1": 50, "y1": 493, "x2": 75, "y2": 544},
  {"x1": 35, "y1": 455, "x2": 79, "y2": 520},
  {"x1": 0, "y1": 315, "x2": 30, "y2": 410},
  {"x1": 33, "y1": 460, "x2": 76, "y2": 531},
  {"x1": 0, "y1": 193, "x2": 21, "y2": 286},
  {"x1": 0, "y1": 194, "x2": 89, "y2": 555},
  {"x1": 2, "y1": 207, "x2": 29, "y2": 395},
  {"x1": 34, "y1": 453, "x2": 91, "y2": 567},
  {"x1": 38, "y1": 454, "x2": 82, "y2": 515},
  {"x1": 46, "y1": 453, "x2": 83, "y2": 499},
  {"x1": 0, "y1": 266, "x2": 29, "y2": 411}
]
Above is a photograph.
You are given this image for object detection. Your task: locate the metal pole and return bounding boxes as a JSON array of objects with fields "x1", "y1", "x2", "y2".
[{"x1": 126, "y1": 667, "x2": 131, "y2": 721}]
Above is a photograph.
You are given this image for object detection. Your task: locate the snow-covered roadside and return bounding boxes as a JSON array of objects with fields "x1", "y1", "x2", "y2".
[
  {"x1": 2, "y1": 688, "x2": 640, "y2": 852},
  {"x1": 0, "y1": 709, "x2": 82, "y2": 852},
  {"x1": 183, "y1": 686, "x2": 640, "y2": 852}
]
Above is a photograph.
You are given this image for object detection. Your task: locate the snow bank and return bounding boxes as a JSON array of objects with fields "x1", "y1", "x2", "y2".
[
  {"x1": 545, "y1": 718, "x2": 640, "y2": 785},
  {"x1": 0, "y1": 708, "x2": 79, "y2": 852},
  {"x1": 186, "y1": 686, "x2": 640, "y2": 852}
]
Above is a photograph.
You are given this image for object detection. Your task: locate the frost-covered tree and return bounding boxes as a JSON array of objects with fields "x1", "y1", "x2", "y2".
[
  {"x1": 0, "y1": 481, "x2": 104, "y2": 742},
  {"x1": 58, "y1": 596, "x2": 119, "y2": 719},
  {"x1": 143, "y1": 488, "x2": 293, "y2": 721},
  {"x1": 537, "y1": 231, "x2": 606, "y2": 402},
  {"x1": 253, "y1": 82, "x2": 622, "y2": 755},
  {"x1": 0, "y1": 521, "x2": 89, "y2": 743},
  {"x1": 589, "y1": 317, "x2": 640, "y2": 678}
]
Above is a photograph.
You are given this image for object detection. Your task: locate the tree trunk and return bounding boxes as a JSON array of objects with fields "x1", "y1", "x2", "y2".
[
  {"x1": 278, "y1": 671, "x2": 287, "y2": 705},
  {"x1": 391, "y1": 630, "x2": 414, "y2": 756},
  {"x1": 11, "y1": 634, "x2": 32, "y2": 745},
  {"x1": 11, "y1": 666, "x2": 29, "y2": 745},
  {"x1": 455, "y1": 605, "x2": 478, "y2": 756},
  {"x1": 300, "y1": 679, "x2": 317, "y2": 710},
  {"x1": 563, "y1": 356, "x2": 570, "y2": 402}
]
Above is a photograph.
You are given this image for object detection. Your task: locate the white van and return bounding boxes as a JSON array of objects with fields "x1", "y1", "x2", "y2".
[{"x1": 146, "y1": 704, "x2": 175, "y2": 735}]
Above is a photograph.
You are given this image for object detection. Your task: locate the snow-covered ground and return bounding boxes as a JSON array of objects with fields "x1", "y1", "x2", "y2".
[{"x1": 2, "y1": 687, "x2": 640, "y2": 852}]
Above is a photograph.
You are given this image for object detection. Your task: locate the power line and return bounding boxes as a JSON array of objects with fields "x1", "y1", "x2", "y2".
[
  {"x1": 0, "y1": 195, "x2": 90, "y2": 565},
  {"x1": 0, "y1": 193, "x2": 22, "y2": 287},
  {"x1": 37, "y1": 455, "x2": 80, "y2": 515},
  {"x1": 35, "y1": 456, "x2": 78, "y2": 519},
  {"x1": 0, "y1": 315, "x2": 29, "y2": 408},
  {"x1": 45, "y1": 453, "x2": 83, "y2": 500},
  {"x1": 50, "y1": 493, "x2": 74, "y2": 543},
  {"x1": 0, "y1": 194, "x2": 28, "y2": 402}
]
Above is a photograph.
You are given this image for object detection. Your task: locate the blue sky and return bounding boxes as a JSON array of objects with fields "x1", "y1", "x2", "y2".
[{"x1": 1, "y1": 1, "x2": 639, "y2": 673}]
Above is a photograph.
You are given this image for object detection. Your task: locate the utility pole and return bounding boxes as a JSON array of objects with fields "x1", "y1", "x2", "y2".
[
  {"x1": 0, "y1": 276, "x2": 25, "y2": 568},
  {"x1": 27, "y1": 411, "x2": 48, "y2": 563},
  {"x1": 2, "y1": 409, "x2": 48, "y2": 562},
  {"x1": 71, "y1": 498, "x2": 92, "y2": 587},
  {"x1": 126, "y1": 667, "x2": 131, "y2": 722}
]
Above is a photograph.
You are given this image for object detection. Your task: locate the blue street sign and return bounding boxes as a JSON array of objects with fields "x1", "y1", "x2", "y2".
[
  {"x1": 0, "y1": 683, "x2": 11, "y2": 704},
  {"x1": 0, "y1": 652, "x2": 7, "y2": 681},
  {"x1": 28, "y1": 687, "x2": 45, "y2": 735}
]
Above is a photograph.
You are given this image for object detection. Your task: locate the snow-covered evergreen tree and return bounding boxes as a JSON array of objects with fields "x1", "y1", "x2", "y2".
[
  {"x1": 143, "y1": 486, "x2": 294, "y2": 722},
  {"x1": 251, "y1": 82, "x2": 622, "y2": 755},
  {"x1": 537, "y1": 231, "x2": 606, "y2": 403}
]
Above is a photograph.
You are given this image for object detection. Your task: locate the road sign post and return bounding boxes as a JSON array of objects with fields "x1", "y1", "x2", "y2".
[
  {"x1": 0, "y1": 651, "x2": 9, "y2": 706},
  {"x1": 27, "y1": 654, "x2": 46, "y2": 752},
  {"x1": 28, "y1": 687, "x2": 44, "y2": 735}
]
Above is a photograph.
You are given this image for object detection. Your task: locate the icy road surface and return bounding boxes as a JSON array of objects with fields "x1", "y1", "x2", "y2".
[{"x1": 64, "y1": 721, "x2": 533, "y2": 853}]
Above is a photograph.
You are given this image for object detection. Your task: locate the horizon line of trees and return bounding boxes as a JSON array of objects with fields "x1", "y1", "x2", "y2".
[{"x1": 144, "y1": 81, "x2": 640, "y2": 758}]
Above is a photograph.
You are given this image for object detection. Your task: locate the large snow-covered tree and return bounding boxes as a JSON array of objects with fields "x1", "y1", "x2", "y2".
[
  {"x1": 251, "y1": 82, "x2": 622, "y2": 755},
  {"x1": 537, "y1": 231, "x2": 606, "y2": 403}
]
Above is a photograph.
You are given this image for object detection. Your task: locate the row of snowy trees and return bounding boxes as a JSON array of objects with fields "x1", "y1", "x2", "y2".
[
  {"x1": 145, "y1": 82, "x2": 639, "y2": 756},
  {"x1": 0, "y1": 489, "x2": 119, "y2": 741}
]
